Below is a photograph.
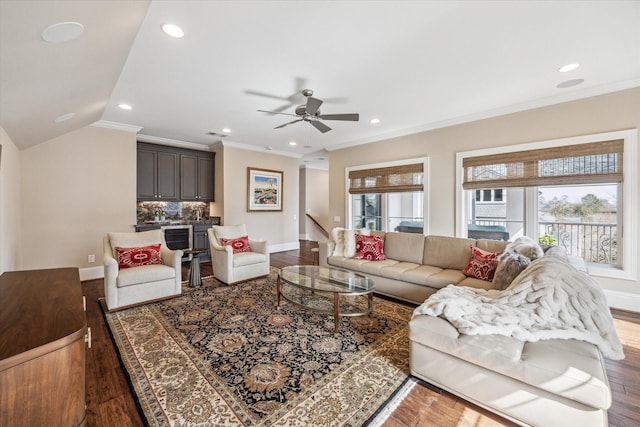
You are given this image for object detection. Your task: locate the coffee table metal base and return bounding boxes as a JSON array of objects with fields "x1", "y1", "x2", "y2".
[{"x1": 276, "y1": 274, "x2": 373, "y2": 333}]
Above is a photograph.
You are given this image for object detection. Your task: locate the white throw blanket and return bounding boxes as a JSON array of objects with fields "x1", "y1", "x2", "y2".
[{"x1": 413, "y1": 256, "x2": 625, "y2": 360}]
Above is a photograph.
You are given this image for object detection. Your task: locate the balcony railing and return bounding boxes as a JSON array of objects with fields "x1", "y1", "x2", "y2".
[
  {"x1": 469, "y1": 220, "x2": 617, "y2": 265},
  {"x1": 539, "y1": 221, "x2": 617, "y2": 265}
]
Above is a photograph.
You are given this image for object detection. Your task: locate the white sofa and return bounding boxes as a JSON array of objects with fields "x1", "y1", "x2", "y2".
[
  {"x1": 319, "y1": 231, "x2": 509, "y2": 304},
  {"x1": 318, "y1": 231, "x2": 616, "y2": 426},
  {"x1": 103, "y1": 229, "x2": 183, "y2": 311}
]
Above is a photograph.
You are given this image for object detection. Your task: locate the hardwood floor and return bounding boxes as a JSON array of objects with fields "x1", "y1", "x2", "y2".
[{"x1": 83, "y1": 241, "x2": 640, "y2": 426}]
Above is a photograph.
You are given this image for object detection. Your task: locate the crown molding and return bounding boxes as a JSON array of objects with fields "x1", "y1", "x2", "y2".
[
  {"x1": 137, "y1": 133, "x2": 213, "y2": 152},
  {"x1": 220, "y1": 140, "x2": 301, "y2": 158},
  {"x1": 91, "y1": 120, "x2": 143, "y2": 133}
]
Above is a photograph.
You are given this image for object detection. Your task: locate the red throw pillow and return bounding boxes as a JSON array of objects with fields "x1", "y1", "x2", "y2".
[
  {"x1": 463, "y1": 245, "x2": 502, "y2": 281},
  {"x1": 354, "y1": 234, "x2": 387, "y2": 260},
  {"x1": 115, "y1": 244, "x2": 162, "y2": 269},
  {"x1": 220, "y1": 235, "x2": 252, "y2": 254}
]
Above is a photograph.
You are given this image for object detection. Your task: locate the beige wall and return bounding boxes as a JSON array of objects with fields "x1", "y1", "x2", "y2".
[
  {"x1": 0, "y1": 126, "x2": 22, "y2": 273},
  {"x1": 328, "y1": 87, "x2": 640, "y2": 309},
  {"x1": 221, "y1": 145, "x2": 300, "y2": 251},
  {"x1": 300, "y1": 167, "x2": 329, "y2": 242},
  {"x1": 20, "y1": 125, "x2": 137, "y2": 274}
]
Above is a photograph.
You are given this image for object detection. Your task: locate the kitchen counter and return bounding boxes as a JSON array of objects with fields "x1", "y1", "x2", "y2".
[{"x1": 134, "y1": 217, "x2": 221, "y2": 232}]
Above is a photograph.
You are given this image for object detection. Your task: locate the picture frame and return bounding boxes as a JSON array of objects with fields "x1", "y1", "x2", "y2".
[{"x1": 247, "y1": 167, "x2": 283, "y2": 211}]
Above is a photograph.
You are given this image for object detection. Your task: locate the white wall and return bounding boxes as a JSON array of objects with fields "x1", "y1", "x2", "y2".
[
  {"x1": 221, "y1": 145, "x2": 300, "y2": 252},
  {"x1": 20, "y1": 125, "x2": 137, "y2": 278},
  {"x1": 328, "y1": 87, "x2": 640, "y2": 311},
  {"x1": 300, "y1": 167, "x2": 329, "y2": 242},
  {"x1": 0, "y1": 126, "x2": 22, "y2": 274}
]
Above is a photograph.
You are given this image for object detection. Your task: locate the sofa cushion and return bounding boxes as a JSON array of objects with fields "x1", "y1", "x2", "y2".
[
  {"x1": 424, "y1": 235, "x2": 476, "y2": 270},
  {"x1": 409, "y1": 315, "x2": 611, "y2": 410},
  {"x1": 462, "y1": 246, "x2": 502, "y2": 281},
  {"x1": 475, "y1": 239, "x2": 509, "y2": 253},
  {"x1": 400, "y1": 264, "x2": 443, "y2": 286},
  {"x1": 424, "y1": 269, "x2": 466, "y2": 289},
  {"x1": 354, "y1": 234, "x2": 387, "y2": 260},
  {"x1": 379, "y1": 262, "x2": 421, "y2": 280},
  {"x1": 458, "y1": 276, "x2": 497, "y2": 290},
  {"x1": 351, "y1": 259, "x2": 399, "y2": 276},
  {"x1": 116, "y1": 264, "x2": 175, "y2": 287},
  {"x1": 328, "y1": 256, "x2": 368, "y2": 270},
  {"x1": 383, "y1": 232, "x2": 425, "y2": 264}
]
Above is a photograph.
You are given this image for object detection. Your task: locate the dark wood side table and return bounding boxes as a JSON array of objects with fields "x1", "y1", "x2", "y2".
[{"x1": 183, "y1": 248, "x2": 209, "y2": 287}]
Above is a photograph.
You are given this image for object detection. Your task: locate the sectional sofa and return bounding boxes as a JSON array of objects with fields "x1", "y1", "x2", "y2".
[{"x1": 318, "y1": 231, "x2": 618, "y2": 426}]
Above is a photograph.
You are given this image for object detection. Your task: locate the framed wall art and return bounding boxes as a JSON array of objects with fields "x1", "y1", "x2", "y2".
[{"x1": 247, "y1": 167, "x2": 283, "y2": 211}]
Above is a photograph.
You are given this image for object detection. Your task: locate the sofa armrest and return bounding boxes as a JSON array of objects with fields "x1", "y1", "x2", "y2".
[
  {"x1": 161, "y1": 247, "x2": 183, "y2": 268},
  {"x1": 249, "y1": 239, "x2": 269, "y2": 255},
  {"x1": 318, "y1": 240, "x2": 335, "y2": 267}
]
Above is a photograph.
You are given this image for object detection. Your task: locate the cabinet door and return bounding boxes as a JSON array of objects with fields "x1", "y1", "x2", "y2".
[
  {"x1": 197, "y1": 156, "x2": 215, "y2": 201},
  {"x1": 156, "y1": 152, "x2": 179, "y2": 200},
  {"x1": 180, "y1": 154, "x2": 198, "y2": 200},
  {"x1": 137, "y1": 149, "x2": 157, "y2": 200}
]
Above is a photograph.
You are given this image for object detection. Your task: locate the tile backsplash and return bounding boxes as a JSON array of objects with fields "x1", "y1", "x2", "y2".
[{"x1": 137, "y1": 201, "x2": 210, "y2": 223}]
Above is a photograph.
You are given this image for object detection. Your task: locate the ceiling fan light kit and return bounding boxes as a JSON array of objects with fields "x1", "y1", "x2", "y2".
[{"x1": 258, "y1": 89, "x2": 359, "y2": 133}]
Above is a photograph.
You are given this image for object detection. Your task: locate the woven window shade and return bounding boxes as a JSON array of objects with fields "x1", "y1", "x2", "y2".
[
  {"x1": 349, "y1": 163, "x2": 423, "y2": 194},
  {"x1": 462, "y1": 140, "x2": 623, "y2": 189}
]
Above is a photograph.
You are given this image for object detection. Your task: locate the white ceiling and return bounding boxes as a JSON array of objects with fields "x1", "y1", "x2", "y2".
[{"x1": 2, "y1": 1, "x2": 639, "y2": 169}]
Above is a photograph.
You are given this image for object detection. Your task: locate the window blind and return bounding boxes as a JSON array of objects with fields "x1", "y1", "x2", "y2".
[
  {"x1": 349, "y1": 163, "x2": 424, "y2": 194},
  {"x1": 462, "y1": 139, "x2": 623, "y2": 189}
]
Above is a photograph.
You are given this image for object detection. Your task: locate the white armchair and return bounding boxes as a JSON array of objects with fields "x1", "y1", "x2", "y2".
[
  {"x1": 208, "y1": 224, "x2": 270, "y2": 285},
  {"x1": 103, "y1": 229, "x2": 183, "y2": 311}
]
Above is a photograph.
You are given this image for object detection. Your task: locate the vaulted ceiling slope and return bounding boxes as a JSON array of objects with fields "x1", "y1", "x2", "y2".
[{"x1": 2, "y1": 1, "x2": 639, "y2": 162}]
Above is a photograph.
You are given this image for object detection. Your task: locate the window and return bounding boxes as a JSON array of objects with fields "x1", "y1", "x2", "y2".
[
  {"x1": 347, "y1": 158, "x2": 428, "y2": 234},
  {"x1": 475, "y1": 188, "x2": 505, "y2": 203},
  {"x1": 456, "y1": 129, "x2": 637, "y2": 281}
]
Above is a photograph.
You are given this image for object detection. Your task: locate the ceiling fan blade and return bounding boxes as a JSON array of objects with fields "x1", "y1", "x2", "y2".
[
  {"x1": 274, "y1": 119, "x2": 303, "y2": 129},
  {"x1": 257, "y1": 109, "x2": 298, "y2": 117},
  {"x1": 317, "y1": 113, "x2": 360, "y2": 121},
  {"x1": 306, "y1": 96, "x2": 323, "y2": 115},
  {"x1": 310, "y1": 120, "x2": 332, "y2": 133},
  {"x1": 245, "y1": 90, "x2": 290, "y2": 101}
]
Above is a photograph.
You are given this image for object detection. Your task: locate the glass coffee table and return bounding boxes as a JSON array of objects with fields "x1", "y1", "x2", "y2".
[{"x1": 277, "y1": 265, "x2": 375, "y2": 333}]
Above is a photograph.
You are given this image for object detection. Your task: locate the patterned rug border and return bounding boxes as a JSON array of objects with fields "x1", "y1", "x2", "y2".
[{"x1": 103, "y1": 270, "x2": 414, "y2": 426}]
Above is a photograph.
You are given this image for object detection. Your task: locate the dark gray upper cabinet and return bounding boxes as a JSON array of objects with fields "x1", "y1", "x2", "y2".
[
  {"x1": 138, "y1": 142, "x2": 214, "y2": 202},
  {"x1": 137, "y1": 146, "x2": 179, "y2": 201}
]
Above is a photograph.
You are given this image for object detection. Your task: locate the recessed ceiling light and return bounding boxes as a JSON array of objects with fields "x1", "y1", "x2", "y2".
[
  {"x1": 161, "y1": 24, "x2": 184, "y2": 38},
  {"x1": 289, "y1": 141, "x2": 297, "y2": 146},
  {"x1": 222, "y1": 128, "x2": 231, "y2": 133},
  {"x1": 266, "y1": 146, "x2": 273, "y2": 151},
  {"x1": 558, "y1": 63, "x2": 580, "y2": 73},
  {"x1": 557, "y1": 79, "x2": 584, "y2": 89},
  {"x1": 118, "y1": 103, "x2": 133, "y2": 110},
  {"x1": 304, "y1": 145, "x2": 312, "y2": 149},
  {"x1": 54, "y1": 112, "x2": 75, "y2": 123},
  {"x1": 370, "y1": 118, "x2": 380, "y2": 124},
  {"x1": 41, "y1": 22, "x2": 84, "y2": 43}
]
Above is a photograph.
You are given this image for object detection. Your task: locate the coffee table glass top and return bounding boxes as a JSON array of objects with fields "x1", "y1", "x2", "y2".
[{"x1": 279, "y1": 265, "x2": 373, "y2": 294}]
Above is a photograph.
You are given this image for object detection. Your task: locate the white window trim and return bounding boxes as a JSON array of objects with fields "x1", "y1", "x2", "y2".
[
  {"x1": 345, "y1": 157, "x2": 430, "y2": 234},
  {"x1": 456, "y1": 129, "x2": 637, "y2": 281}
]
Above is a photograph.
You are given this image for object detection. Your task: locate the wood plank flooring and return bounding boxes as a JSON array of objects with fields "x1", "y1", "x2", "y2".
[{"x1": 83, "y1": 241, "x2": 640, "y2": 426}]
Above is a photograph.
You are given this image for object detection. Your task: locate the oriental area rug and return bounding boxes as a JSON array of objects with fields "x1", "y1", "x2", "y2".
[{"x1": 103, "y1": 270, "x2": 414, "y2": 426}]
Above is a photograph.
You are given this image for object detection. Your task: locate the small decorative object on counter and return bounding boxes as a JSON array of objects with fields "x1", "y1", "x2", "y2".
[
  {"x1": 154, "y1": 210, "x2": 160, "y2": 222},
  {"x1": 160, "y1": 211, "x2": 166, "y2": 221}
]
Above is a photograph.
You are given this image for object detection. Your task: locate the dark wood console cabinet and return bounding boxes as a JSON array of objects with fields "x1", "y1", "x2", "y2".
[{"x1": 0, "y1": 268, "x2": 87, "y2": 427}]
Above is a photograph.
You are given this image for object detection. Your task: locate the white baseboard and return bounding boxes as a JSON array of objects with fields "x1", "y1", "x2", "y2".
[
  {"x1": 270, "y1": 241, "x2": 300, "y2": 253},
  {"x1": 604, "y1": 289, "x2": 640, "y2": 313},
  {"x1": 80, "y1": 266, "x2": 104, "y2": 281},
  {"x1": 299, "y1": 233, "x2": 310, "y2": 240}
]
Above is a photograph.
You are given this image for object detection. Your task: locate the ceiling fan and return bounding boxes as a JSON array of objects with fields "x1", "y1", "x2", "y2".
[{"x1": 257, "y1": 89, "x2": 359, "y2": 133}]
